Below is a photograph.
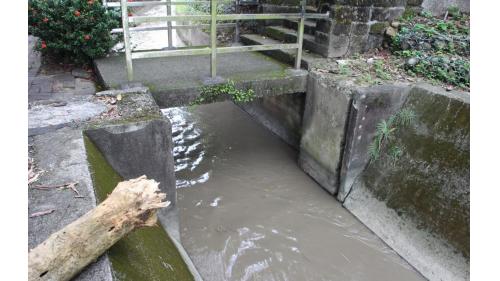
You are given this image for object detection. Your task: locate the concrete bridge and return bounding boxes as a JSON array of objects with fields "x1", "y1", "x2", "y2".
[{"x1": 94, "y1": 51, "x2": 308, "y2": 107}]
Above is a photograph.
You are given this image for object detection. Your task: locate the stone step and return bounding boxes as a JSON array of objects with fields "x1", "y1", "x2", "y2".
[
  {"x1": 282, "y1": 19, "x2": 317, "y2": 36},
  {"x1": 263, "y1": 25, "x2": 329, "y2": 57},
  {"x1": 239, "y1": 34, "x2": 322, "y2": 69}
]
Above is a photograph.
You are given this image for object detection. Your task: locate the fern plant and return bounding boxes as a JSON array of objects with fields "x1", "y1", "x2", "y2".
[{"x1": 368, "y1": 108, "x2": 416, "y2": 162}]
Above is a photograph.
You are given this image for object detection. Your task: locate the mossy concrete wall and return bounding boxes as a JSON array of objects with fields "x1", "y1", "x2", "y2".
[
  {"x1": 421, "y1": 0, "x2": 470, "y2": 16},
  {"x1": 341, "y1": 83, "x2": 469, "y2": 281},
  {"x1": 238, "y1": 93, "x2": 306, "y2": 148},
  {"x1": 300, "y1": 76, "x2": 469, "y2": 281},
  {"x1": 298, "y1": 71, "x2": 354, "y2": 194}
]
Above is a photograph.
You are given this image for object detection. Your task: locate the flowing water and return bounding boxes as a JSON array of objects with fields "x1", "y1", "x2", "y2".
[{"x1": 163, "y1": 102, "x2": 426, "y2": 281}]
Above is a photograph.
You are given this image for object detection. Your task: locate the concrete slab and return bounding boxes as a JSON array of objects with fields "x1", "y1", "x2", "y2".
[
  {"x1": 28, "y1": 98, "x2": 107, "y2": 136},
  {"x1": 29, "y1": 128, "x2": 113, "y2": 281},
  {"x1": 94, "y1": 52, "x2": 308, "y2": 107}
]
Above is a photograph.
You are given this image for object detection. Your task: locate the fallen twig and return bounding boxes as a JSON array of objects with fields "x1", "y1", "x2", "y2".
[
  {"x1": 29, "y1": 209, "x2": 55, "y2": 218},
  {"x1": 32, "y1": 182, "x2": 84, "y2": 198}
]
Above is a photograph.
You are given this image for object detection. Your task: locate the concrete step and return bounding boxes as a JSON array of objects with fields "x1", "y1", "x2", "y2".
[
  {"x1": 283, "y1": 19, "x2": 317, "y2": 36},
  {"x1": 263, "y1": 26, "x2": 329, "y2": 57},
  {"x1": 239, "y1": 34, "x2": 322, "y2": 69}
]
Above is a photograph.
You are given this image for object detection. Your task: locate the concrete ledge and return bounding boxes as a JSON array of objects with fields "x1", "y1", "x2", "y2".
[{"x1": 29, "y1": 128, "x2": 113, "y2": 281}]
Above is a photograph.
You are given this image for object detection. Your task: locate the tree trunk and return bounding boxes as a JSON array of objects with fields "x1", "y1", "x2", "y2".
[{"x1": 28, "y1": 176, "x2": 170, "y2": 281}]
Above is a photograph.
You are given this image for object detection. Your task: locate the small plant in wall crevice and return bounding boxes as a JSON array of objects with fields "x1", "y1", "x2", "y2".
[{"x1": 368, "y1": 108, "x2": 416, "y2": 163}]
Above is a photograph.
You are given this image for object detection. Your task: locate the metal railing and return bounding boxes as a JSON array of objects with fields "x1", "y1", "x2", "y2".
[{"x1": 109, "y1": 0, "x2": 329, "y2": 81}]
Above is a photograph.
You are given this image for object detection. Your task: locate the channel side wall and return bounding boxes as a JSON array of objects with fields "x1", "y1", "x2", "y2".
[{"x1": 298, "y1": 71, "x2": 469, "y2": 281}]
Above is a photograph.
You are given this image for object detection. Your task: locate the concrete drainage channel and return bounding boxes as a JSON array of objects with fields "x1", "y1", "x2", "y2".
[
  {"x1": 29, "y1": 75, "x2": 468, "y2": 281},
  {"x1": 81, "y1": 91, "x2": 204, "y2": 281}
]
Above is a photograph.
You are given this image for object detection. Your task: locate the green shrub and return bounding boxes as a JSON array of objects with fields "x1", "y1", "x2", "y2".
[
  {"x1": 392, "y1": 11, "x2": 469, "y2": 88},
  {"x1": 28, "y1": 0, "x2": 120, "y2": 63}
]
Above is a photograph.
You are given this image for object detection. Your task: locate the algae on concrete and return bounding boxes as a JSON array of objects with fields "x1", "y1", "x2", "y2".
[{"x1": 84, "y1": 136, "x2": 194, "y2": 281}]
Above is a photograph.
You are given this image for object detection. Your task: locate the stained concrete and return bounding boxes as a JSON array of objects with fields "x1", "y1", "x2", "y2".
[
  {"x1": 422, "y1": 0, "x2": 470, "y2": 16},
  {"x1": 94, "y1": 52, "x2": 308, "y2": 107},
  {"x1": 296, "y1": 73, "x2": 470, "y2": 280},
  {"x1": 298, "y1": 71, "x2": 355, "y2": 195},
  {"x1": 29, "y1": 128, "x2": 113, "y2": 281},
  {"x1": 85, "y1": 119, "x2": 176, "y2": 207},
  {"x1": 238, "y1": 92, "x2": 306, "y2": 148},
  {"x1": 29, "y1": 98, "x2": 107, "y2": 136},
  {"x1": 339, "y1": 83, "x2": 470, "y2": 281}
]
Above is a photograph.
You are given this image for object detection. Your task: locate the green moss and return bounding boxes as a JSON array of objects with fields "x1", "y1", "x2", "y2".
[
  {"x1": 361, "y1": 93, "x2": 470, "y2": 258},
  {"x1": 84, "y1": 136, "x2": 194, "y2": 281},
  {"x1": 370, "y1": 22, "x2": 388, "y2": 34}
]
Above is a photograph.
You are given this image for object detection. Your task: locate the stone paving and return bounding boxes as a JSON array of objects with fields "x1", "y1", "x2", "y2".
[
  {"x1": 28, "y1": 36, "x2": 108, "y2": 137},
  {"x1": 28, "y1": 35, "x2": 97, "y2": 104}
]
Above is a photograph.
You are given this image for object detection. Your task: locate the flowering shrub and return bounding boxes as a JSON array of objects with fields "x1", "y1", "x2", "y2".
[{"x1": 28, "y1": 0, "x2": 120, "y2": 63}]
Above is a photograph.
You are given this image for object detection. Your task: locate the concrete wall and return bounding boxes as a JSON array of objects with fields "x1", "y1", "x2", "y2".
[
  {"x1": 85, "y1": 119, "x2": 176, "y2": 208},
  {"x1": 422, "y1": 0, "x2": 470, "y2": 16},
  {"x1": 238, "y1": 93, "x2": 306, "y2": 148},
  {"x1": 299, "y1": 75, "x2": 470, "y2": 281},
  {"x1": 298, "y1": 71, "x2": 353, "y2": 194}
]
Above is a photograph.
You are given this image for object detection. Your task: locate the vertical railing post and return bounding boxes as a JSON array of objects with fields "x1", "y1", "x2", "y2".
[
  {"x1": 166, "y1": 0, "x2": 173, "y2": 49},
  {"x1": 210, "y1": 0, "x2": 217, "y2": 78},
  {"x1": 295, "y1": 0, "x2": 305, "y2": 69},
  {"x1": 121, "y1": 0, "x2": 134, "y2": 81},
  {"x1": 234, "y1": 0, "x2": 240, "y2": 43}
]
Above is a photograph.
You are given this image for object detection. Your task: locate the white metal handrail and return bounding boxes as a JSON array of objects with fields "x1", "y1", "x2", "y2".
[{"x1": 115, "y1": 0, "x2": 329, "y2": 81}]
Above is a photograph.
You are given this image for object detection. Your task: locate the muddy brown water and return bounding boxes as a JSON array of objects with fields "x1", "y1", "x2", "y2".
[{"x1": 163, "y1": 102, "x2": 425, "y2": 281}]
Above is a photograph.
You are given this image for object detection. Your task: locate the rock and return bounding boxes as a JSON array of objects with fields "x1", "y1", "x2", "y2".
[
  {"x1": 72, "y1": 68, "x2": 92, "y2": 79},
  {"x1": 391, "y1": 21, "x2": 401, "y2": 28},
  {"x1": 336, "y1": 59, "x2": 349, "y2": 66},
  {"x1": 433, "y1": 39, "x2": 446, "y2": 50},
  {"x1": 421, "y1": 42, "x2": 432, "y2": 50},
  {"x1": 366, "y1": 58, "x2": 375, "y2": 65},
  {"x1": 384, "y1": 26, "x2": 398, "y2": 37},
  {"x1": 406, "y1": 57, "x2": 419, "y2": 66}
]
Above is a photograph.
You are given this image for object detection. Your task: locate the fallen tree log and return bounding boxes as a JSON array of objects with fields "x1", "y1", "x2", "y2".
[{"x1": 28, "y1": 176, "x2": 170, "y2": 281}]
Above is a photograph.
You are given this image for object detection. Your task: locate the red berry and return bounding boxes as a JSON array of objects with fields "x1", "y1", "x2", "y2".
[
  {"x1": 128, "y1": 12, "x2": 133, "y2": 17},
  {"x1": 84, "y1": 35, "x2": 91, "y2": 41},
  {"x1": 74, "y1": 10, "x2": 81, "y2": 17},
  {"x1": 43, "y1": 17, "x2": 48, "y2": 23},
  {"x1": 41, "y1": 41, "x2": 47, "y2": 49}
]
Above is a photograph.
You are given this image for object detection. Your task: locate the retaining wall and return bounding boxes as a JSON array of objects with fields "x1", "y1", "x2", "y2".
[
  {"x1": 238, "y1": 93, "x2": 306, "y2": 148},
  {"x1": 299, "y1": 72, "x2": 470, "y2": 281}
]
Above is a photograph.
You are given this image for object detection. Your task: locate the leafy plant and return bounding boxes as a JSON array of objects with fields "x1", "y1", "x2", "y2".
[
  {"x1": 191, "y1": 80, "x2": 255, "y2": 105},
  {"x1": 374, "y1": 60, "x2": 391, "y2": 80},
  {"x1": 447, "y1": 5, "x2": 461, "y2": 19},
  {"x1": 28, "y1": 0, "x2": 120, "y2": 63},
  {"x1": 391, "y1": 10, "x2": 469, "y2": 88},
  {"x1": 368, "y1": 109, "x2": 416, "y2": 162},
  {"x1": 338, "y1": 64, "x2": 351, "y2": 76}
]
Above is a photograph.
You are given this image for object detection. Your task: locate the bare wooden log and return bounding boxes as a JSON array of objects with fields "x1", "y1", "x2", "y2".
[{"x1": 28, "y1": 176, "x2": 170, "y2": 281}]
